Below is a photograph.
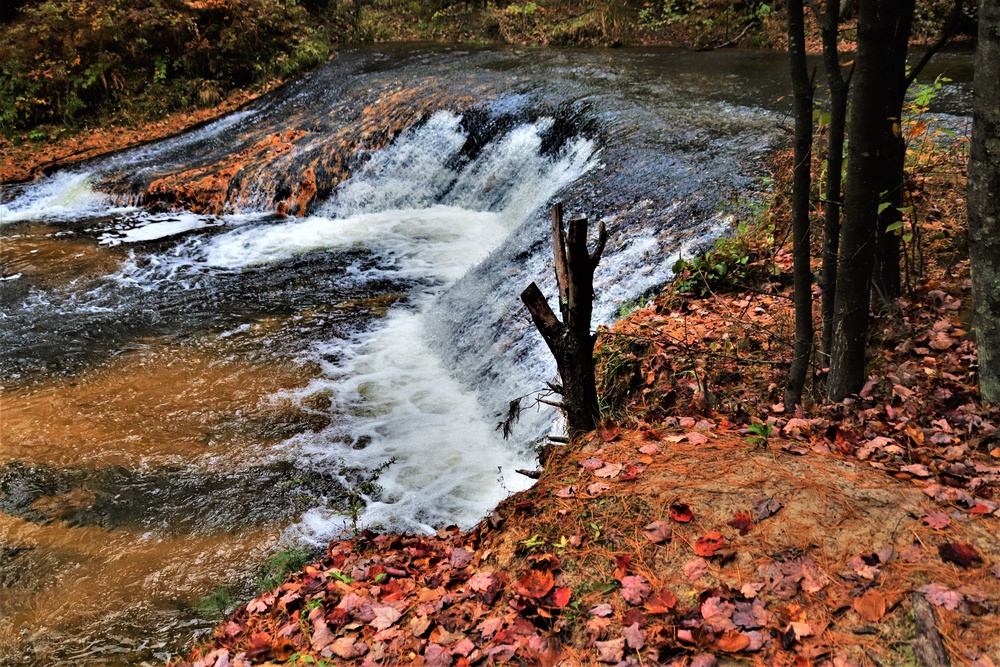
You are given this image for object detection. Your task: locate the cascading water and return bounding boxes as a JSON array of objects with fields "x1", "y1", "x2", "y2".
[{"x1": 0, "y1": 45, "x2": 795, "y2": 665}]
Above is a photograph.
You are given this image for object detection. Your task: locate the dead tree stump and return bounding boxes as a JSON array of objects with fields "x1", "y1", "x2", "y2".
[{"x1": 521, "y1": 202, "x2": 607, "y2": 437}]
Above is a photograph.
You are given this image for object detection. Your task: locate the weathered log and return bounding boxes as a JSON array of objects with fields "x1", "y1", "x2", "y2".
[
  {"x1": 910, "y1": 592, "x2": 951, "y2": 667},
  {"x1": 521, "y1": 203, "x2": 607, "y2": 437}
]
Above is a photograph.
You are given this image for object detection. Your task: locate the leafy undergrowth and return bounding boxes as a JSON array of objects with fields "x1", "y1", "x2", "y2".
[{"x1": 172, "y1": 142, "x2": 1000, "y2": 666}]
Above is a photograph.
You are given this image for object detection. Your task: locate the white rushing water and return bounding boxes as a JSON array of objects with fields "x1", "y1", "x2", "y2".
[{"x1": 2, "y1": 110, "x2": 600, "y2": 538}]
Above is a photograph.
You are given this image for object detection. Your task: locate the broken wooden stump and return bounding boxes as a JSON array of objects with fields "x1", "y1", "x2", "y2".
[{"x1": 521, "y1": 202, "x2": 607, "y2": 437}]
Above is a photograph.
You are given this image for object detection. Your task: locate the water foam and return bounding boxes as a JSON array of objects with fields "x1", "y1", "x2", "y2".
[{"x1": 0, "y1": 171, "x2": 134, "y2": 223}]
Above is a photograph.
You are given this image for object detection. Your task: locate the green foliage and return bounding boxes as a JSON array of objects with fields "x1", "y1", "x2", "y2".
[
  {"x1": 195, "y1": 584, "x2": 238, "y2": 620},
  {"x1": 671, "y1": 221, "x2": 755, "y2": 296},
  {"x1": 0, "y1": 0, "x2": 332, "y2": 132},
  {"x1": 257, "y1": 545, "x2": 314, "y2": 592},
  {"x1": 745, "y1": 420, "x2": 773, "y2": 445}
]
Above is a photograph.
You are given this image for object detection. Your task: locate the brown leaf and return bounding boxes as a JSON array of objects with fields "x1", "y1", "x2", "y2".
[
  {"x1": 939, "y1": 542, "x2": 983, "y2": 568},
  {"x1": 587, "y1": 482, "x2": 610, "y2": 496},
  {"x1": 595, "y1": 637, "x2": 625, "y2": 663},
  {"x1": 645, "y1": 588, "x2": 678, "y2": 614},
  {"x1": 594, "y1": 462, "x2": 623, "y2": 478},
  {"x1": 599, "y1": 420, "x2": 620, "y2": 442},
  {"x1": 919, "y1": 583, "x2": 964, "y2": 610},
  {"x1": 683, "y1": 558, "x2": 709, "y2": 581},
  {"x1": 369, "y1": 603, "x2": 402, "y2": 630},
  {"x1": 754, "y1": 496, "x2": 782, "y2": 520},
  {"x1": 694, "y1": 531, "x2": 727, "y2": 557},
  {"x1": 685, "y1": 431, "x2": 709, "y2": 444},
  {"x1": 670, "y1": 503, "x2": 694, "y2": 522},
  {"x1": 853, "y1": 590, "x2": 886, "y2": 622},
  {"x1": 330, "y1": 635, "x2": 368, "y2": 659},
  {"x1": 624, "y1": 622, "x2": 647, "y2": 650},
  {"x1": 923, "y1": 511, "x2": 952, "y2": 529},
  {"x1": 642, "y1": 520, "x2": 673, "y2": 544},
  {"x1": 515, "y1": 568, "x2": 555, "y2": 599},
  {"x1": 619, "y1": 575, "x2": 652, "y2": 604},
  {"x1": 727, "y1": 511, "x2": 754, "y2": 535},
  {"x1": 716, "y1": 630, "x2": 751, "y2": 653}
]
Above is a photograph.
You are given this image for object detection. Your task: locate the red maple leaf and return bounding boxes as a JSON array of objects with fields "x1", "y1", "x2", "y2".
[
  {"x1": 693, "y1": 531, "x2": 727, "y2": 557},
  {"x1": 670, "y1": 503, "x2": 694, "y2": 523}
]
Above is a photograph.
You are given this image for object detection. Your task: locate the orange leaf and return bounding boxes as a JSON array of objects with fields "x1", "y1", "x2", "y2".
[
  {"x1": 853, "y1": 590, "x2": 886, "y2": 622},
  {"x1": 599, "y1": 420, "x2": 620, "y2": 442},
  {"x1": 514, "y1": 568, "x2": 555, "y2": 599},
  {"x1": 644, "y1": 588, "x2": 678, "y2": 614},
  {"x1": 716, "y1": 630, "x2": 751, "y2": 653},
  {"x1": 693, "y1": 531, "x2": 726, "y2": 557},
  {"x1": 670, "y1": 503, "x2": 694, "y2": 523},
  {"x1": 549, "y1": 586, "x2": 571, "y2": 607}
]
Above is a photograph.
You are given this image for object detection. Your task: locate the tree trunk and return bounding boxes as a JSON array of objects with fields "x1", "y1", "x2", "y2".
[
  {"x1": 521, "y1": 204, "x2": 607, "y2": 436},
  {"x1": 783, "y1": 0, "x2": 814, "y2": 411},
  {"x1": 819, "y1": 0, "x2": 849, "y2": 361},
  {"x1": 969, "y1": 0, "x2": 1000, "y2": 403},
  {"x1": 827, "y1": 0, "x2": 896, "y2": 401},
  {"x1": 871, "y1": 0, "x2": 915, "y2": 303}
]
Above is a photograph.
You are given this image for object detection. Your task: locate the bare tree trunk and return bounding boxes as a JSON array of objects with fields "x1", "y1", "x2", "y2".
[
  {"x1": 783, "y1": 0, "x2": 814, "y2": 411},
  {"x1": 871, "y1": 0, "x2": 915, "y2": 303},
  {"x1": 819, "y1": 0, "x2": 849, "y2": 361},
  {"x1": 969, "y1": 0, "x2": 1000, "y2": 403},
  {"x1": 521, "y1": 204, "x2": 607, "y2": 436},
  {"x1": 827, "y1": 0, "x2": 896, "y2": 401}
]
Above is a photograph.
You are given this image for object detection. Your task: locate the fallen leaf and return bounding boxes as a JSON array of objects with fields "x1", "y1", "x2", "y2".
[
  {"x1": 594, "y1": 462, "x2": 623, "y2": 478},
  {"x1": 450, "y1": 547, "x2": 474, "y2": 568},
  {"x1": 642, "y1": 520, "x2": 673, "y2": 544},
  {"x1": 900, "y1": 544, "x2": 924, "y2": 563},
  {"x1": 619, "y1": 575, "x2": 652, "y2": 604},
  {"x1": 580, "y1": 458, "x2": 605, "y2": 470},
  {"x1": 716, "y1": 630, "x2": 751, "y2": 653},
  {"x1": 691, "y1": 654, "x2": 719, "y2": 667},
  {"x1": 727, "y1": 512, "x2": 754, "y2": 535},
  {"x1": 939, "y1": 542, "x2": 983, "y2": 568},
  {"x1": 330, "y1": 636, "x2": 368, "y2": 659},
  {"x1": 670, "y1": 503, "x2": 694, "y2": 522},
  {"x1": 624, "y1": 622, "x2": 646, "y2": 649},
  {"x1": 369, "y1": 604, "x2": 402, "y2": 630},
  {"x1": 549, "y1": 587, "x2": 571, "y2": 607},
  {"x1": 901, "y1": 463, "x2": 932, "y2": 477},
  {"x1": 639, "y1": 444, "x2": 662, "y2": 455},
  {"x1": 853, "y1": 590, "x2": 886, "y2": 622},
  {"x1": 686, "y1": 431, "x2": 709, "y2": 444},
  {"x1": 644, "y1": 588, "x2": 678, "y2": 614},
  {"x1": 587, "y1": 482, "x2": 611, "y2": 496},
  {"x1": 684, "y1": 558, "x2": 709, "y2": 581},
  {"x1": 515, "y1": 568, "x2": 555, "y2": 599},
  {"x1": 590, "y1": 603, "x2": 613, "y2": 617},
  {"x1": 755, "y1": 497, "x2": 783, "y2": 520},
  {"x1": 599, "y1": 420, "x2": 620, "y2": 442},
  {"x1": 923, "y1": 511, "x2": 952, "y2": 529},
  {"x1": 595, "y1": 638, "x2": 625, "y2": 663},
  {"x1": 554, "y1": 485, "x2": 577, "y2": 498},
  {"x1": 919, "y1": 583, "x2": 964, "y2": 610},
  {"x1": 694, "y1": 531, "x2": 727, "y2": 557}
]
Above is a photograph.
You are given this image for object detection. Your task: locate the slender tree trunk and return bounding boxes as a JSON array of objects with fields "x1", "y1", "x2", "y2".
[
  {"x1": 827, "y1": 0, "x2": 896, "y2": 401},
  {"x1": 783, "y1": 0, "x2": 814, "y2": 411},
  {"x1": 522, "y1": 204, "x2": 607, "y2": 436},
  {"x1": 968, "y1": 0, "x2": 1000, "y2": 403},
  {"x1": 819, "y1": 0, "x2": 849, "y2": 361},
  {"x1": 872, "y1": 0, "x2": 915, "y2": 303}
]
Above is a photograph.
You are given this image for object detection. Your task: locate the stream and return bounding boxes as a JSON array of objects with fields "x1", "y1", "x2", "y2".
[{"x1": 0, "y1": 45, "x2": 972, "y2": 665}]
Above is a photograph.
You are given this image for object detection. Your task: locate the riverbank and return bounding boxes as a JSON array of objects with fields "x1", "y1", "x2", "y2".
[{"x1": 169, "y1": 128, "x2": 1000, "y2": 665}]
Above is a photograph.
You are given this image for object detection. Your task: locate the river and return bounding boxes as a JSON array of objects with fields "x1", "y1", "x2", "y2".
[{"x1": 0, "y1": 44, "x2": 971, "y2": 665}]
